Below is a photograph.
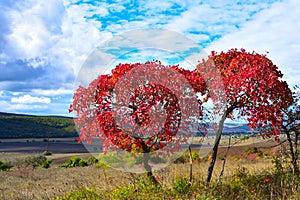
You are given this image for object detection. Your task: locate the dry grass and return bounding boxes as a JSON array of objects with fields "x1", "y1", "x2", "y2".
[
  {"x1": 0, "y1": 138, "x2": 295, "y2": 199},
  {"x1": 0, "y1": 156, "x2": 275, "y2": 200},
  {"x1": 0, "y1": 165, "x2": 130, "y2": 199}
]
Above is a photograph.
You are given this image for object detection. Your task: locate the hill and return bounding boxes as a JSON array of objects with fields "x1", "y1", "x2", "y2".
[
  {"x1": 0, "y1": 112, "x2": 77, "y2": 139},
  {"x1": 222, "y1": 123, "x2": 251, "y2": 134},
  {"x1": 0, "y1": 112, "x2": 252, "y2": 139}
]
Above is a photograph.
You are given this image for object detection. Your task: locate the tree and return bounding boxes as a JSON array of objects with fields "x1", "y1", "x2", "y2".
[
  {"x1": 69, "y1": 60, "x2": 206, "y2": 183},
  {"x1": 279, "y1": 86, "x2": 300, "y2": 174},
  {"x1": 197, "y1": 48, "x2": 293, "y2": 186}
]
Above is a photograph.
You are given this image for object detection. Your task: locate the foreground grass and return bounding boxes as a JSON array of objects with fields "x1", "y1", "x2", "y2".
[
  {"x1": 1, "y1": 156, "x2": 299, "y2": 200},
  {"x1": 53, "y1": 161, "x2": 300, "y2": 200}
]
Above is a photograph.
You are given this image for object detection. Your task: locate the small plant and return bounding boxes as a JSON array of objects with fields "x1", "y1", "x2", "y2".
[
  {"x1": 97, "y1": 152, "x2": 143, "y2": 168},
  {"x1": 191, "y1": 151, "x2": 200, "y2": 161},
  {"x1": 0, "y1": 160, "x2": 13, "y2": 172},
  {"x1": 41, "y1": 159, "x2": 52, "y2": 169},
  {"x1": 172, "y1": 177, "x2": 191, "y2": 194},
  {"x1": 86, "y1": 156, "x2": 98, "y2": 165},
  {"x1": 58, "y1": 157, "x2": 88, "y2": 168},
  {"x1": 43, "y1": 151, "x2": 53, "y2": 156},
  {"x1": 55, "y1": 186, "x2": 102, "y2": 200},
  {"x1": 244, "y1": 147, "x2": 263, "y2": 156},
  {"x1": 23, "y1": 155, "x2": 47, "y2": 169},
  {"x1": 111, "y1": 185, "x2": 135, "y2": 199}
]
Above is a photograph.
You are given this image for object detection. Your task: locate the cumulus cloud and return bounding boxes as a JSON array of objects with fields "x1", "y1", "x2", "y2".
[
  {"x1": 31, "y1": 88, "x2": 73, "y2": 96},
  {"x1": 11, "y1": 94, "x2": 51, "y2": 104},
  {"x1": 205, "y1": 0, "x2": 300, "y2": 86},
  {"x1": 1, "y1": 0, "x2": 298, "y2": 116},
  {"x1": 165, "y1": 0, "x2": 278, "y2": 45},
  {"x1": 0, "y1": 0, "x2": 111, "y2": 86}
]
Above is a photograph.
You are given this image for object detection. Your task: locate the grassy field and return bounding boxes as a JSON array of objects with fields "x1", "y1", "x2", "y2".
[
  {"x1": 0, "y1": 137, "x2": 299, "y2": 200},
  {"x1": 0, "y1": 156, "x2": 275, "y2": 199}
]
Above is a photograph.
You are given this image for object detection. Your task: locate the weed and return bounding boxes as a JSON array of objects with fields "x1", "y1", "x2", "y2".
[
  {"x1": 58, "y1": 157, "x2": 88, "y2": 168},
  {"x1": 0, "y1": 160, "x2": 13, "y2": 171},
  {"x1": 172, "y1": 177, "x2": 191, "y2": 194}
]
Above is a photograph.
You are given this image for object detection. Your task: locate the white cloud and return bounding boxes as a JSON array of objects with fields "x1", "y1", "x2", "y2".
[
  {"x1": 11, "y1": 94, "x2": 51, "y2": 104},
  {"x1": 0, "y1": 100, "x2": 48, "y2": 112},
  {"x1": 31, "y1": 88, "x2": 73, "y2": 96},
  {"x1": 51, "y1": 2, "x2": 113, "y2": 76},
  {"x1": 0, "y1": 90, "x2": 3, "y2": 96},
  {"x1": 205, "y1": 0, "x2": 300, "y2": 86},
  {"x1": 3, "y1": 0, "x2": 295, "y2": 116},
  {"x1": 3, "y1": 0, "x2": 65, "y2": 60},
  {"x1": 2, "y1": 0, "x2": 112, "y2": 79},
  {"x1": 165, "y1": 1, "x2": 275, "y2": 37}
]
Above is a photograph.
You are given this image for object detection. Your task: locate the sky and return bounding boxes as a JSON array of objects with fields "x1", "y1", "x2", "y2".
[{"x1": 0, "y1": 0, "x2": 299, "y2": 116}]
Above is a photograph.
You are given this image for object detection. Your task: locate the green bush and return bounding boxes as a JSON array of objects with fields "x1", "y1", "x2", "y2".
[
  {"x1": 191, "y1": 151, "x2": 200, "y2": 161},
  {"x1": 111, "y1": 185, "x2": 135, "y2": 199},
  {"x1": 97, "y1": 152, "x2": 143, "y2": 168},
  {"x1": 174, "y1": 151, "x2": 200, "y2": 164},
  {"x1": 43, "y1": 151, "x2": 53, "y2": 156},
  {"x1": 54, "y1": 187, "x2": 102, "y2": 200},
  {"x1": 23, "y1": 155, "x2": 47, "y2": 169},
  {"x1": 42, "y1": 159, "x2": 52, "y2": 169},
  {"x1": 86, "y1": 156, "x2": 98, "y2": 165},
  {"x1": 78, "y1": 159, "x2": 88, "y2": 167},
  {"x1": 0, "y1": 160, "x2": 13, "y2": 171},
  {"x1": 172, "y1": 178, "x2": 191, "y2": 194},
  {"x1": 58, "y1": 157, "x2": 88, "y2": 168},
  {"x1": 244, "y1": 147, "x2": 263, "y2": 156}
]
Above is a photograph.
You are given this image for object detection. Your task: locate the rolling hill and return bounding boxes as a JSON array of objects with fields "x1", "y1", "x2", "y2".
[
  {"x1": 0, "y1": 112, "x2": 252, "y2": 139},
  {"x1": 0, "y1": 112, "x2": 77, "y2": 139}
]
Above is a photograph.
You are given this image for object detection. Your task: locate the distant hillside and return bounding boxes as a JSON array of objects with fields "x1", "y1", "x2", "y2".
[
  {"x1": 0, "y1": 112, "x2": 77, "y2": 139},
  {"x1": 222, "y1": 123, "x2": 251, "y2": 134},
  {"x1": 0, "y1": 112, "x2": 252, "y2": 139}
]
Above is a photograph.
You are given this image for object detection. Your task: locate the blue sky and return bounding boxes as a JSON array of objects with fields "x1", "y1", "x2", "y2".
[{"x1": 0, "y1": 0, "x2": 299, "y2": 116}]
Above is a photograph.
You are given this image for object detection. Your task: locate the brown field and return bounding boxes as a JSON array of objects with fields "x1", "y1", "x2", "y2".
[
  {"x1": 0, "y1": 137, "x2": 287, "y2": 199},
  {"x1": 0, "y1": 138, "x2": 88, "y2": 154},
  {"x1": 0, "y1": 159, "x2": 277, "y2": 200}
]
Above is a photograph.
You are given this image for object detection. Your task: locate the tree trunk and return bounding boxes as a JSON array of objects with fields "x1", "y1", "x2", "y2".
[
  {"x1": 205, "y1": 110, "x2": 229, "y2": 186},
  {"x1": 143, "y1": 153, "x2": 158, "y2": 184},
  {"x1": 218, "y1": 134, "x2": 231, "y2": 183},
  {"x1": 141, "y1": 141, "x2": 158, "y2": 184},
  {"x1": 294, "y1": 131, "x2": 299, "y2": 174},
  {"x1": 189, "y1": 145, "x2": 193, "y2": 183},
  {"x1": 286, "y1": 130, "x2": 299, "y2": 174}
]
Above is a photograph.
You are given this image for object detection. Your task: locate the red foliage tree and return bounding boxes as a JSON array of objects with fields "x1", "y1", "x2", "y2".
[
  {"x1": 197, "y1": 48, "x2": 293, "y2": 185},
  {"x1": 69, "y1": 60, "x2": 206, "y2": 183}
]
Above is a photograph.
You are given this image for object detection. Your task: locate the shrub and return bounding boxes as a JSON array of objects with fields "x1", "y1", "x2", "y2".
[
  {"x1": 78, "y1": 159, "x2": 88, "y2": 167},
  {"x1": 172, "y1": 178, "x2": 191, "y2": 194},
  {"x1": 111, "y1": 185, "x2": 135, "y2": 199},
  {"x1": 191, "y1": 151, "x2": 200, "y2": 161},
  {"x1": 174, "y1": 151, "x2": 200, "y2": 164},
  {"x1": 97, "y1": 152, "x2": 143, "y2": 168},
  {"x1": 86, "y1": 156, "x2": 98, "y2": 165},
  {"x1": 244, "y1": 147, "x2": 263, "y2": 156},
  {"x1": 41, "y1": 159, "x2": 52, "y2": 169},
  {"x1": 58, "y1": 157, "x2": 88, "y2": 168},
  {"x1": 43, "y1": 151, "x2": 53, "y2": 156},
  {"x1": 23, "y1": 155, "x2": 47, "y2": 169},
  {"x1": 0, "y1": 160, "x2": 13, "y2": 171},
  {"x1": 55, "y1": 187, "x2": 102, "y2": 200}
]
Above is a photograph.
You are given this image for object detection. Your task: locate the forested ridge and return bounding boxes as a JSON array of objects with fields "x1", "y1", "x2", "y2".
[{"x1": 0, "y1": 112, "x2": 77, "y2": 139}]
